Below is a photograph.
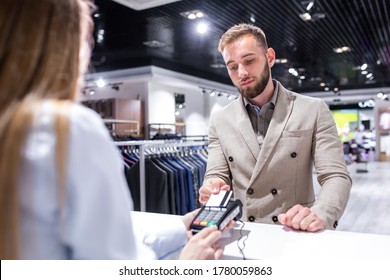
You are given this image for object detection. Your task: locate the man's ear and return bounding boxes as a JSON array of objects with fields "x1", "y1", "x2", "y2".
[{"x1": 267, "y1": 48, "x2": 276, "y2": 67}]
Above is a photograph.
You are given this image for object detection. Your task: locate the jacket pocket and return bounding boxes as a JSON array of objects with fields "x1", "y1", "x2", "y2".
[{"x1": 282, "y1": 129, "x2": 312, "y2": 138}]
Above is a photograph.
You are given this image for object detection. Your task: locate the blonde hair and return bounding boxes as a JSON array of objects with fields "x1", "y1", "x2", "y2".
[
  {"x1": 0, "y1": 0, "x2": 94, "y2": 259},
  {"x1": 218, "y1": 23, "x2": 268, "y2": 53}
]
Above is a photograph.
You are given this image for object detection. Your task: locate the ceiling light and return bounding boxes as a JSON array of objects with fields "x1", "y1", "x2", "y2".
[
  {"x1": 96, "y1": 78, "x2": 106, "y2": 88},
  {"x1": 299, "y1": 1, "x2": 326, "y2": 22},
  {"x1": 299, "y1": 12, "x2": 312, "y2": 21},
  {"x1": 361, "y1": 63, "x2": 368, "y2": 70},
  {"x1": 195, "y1": 11, "x2": 204, "y2": 18},
  {"x1": 275, "y1": 58, "x2": 288, "y2": 64},
  {"x1": 180, "y1": 10, "x2": 206, "y2": 20},
  {"x1": 306, "y1": 1, "x2": 314, "y2": 11},
  {"x1": 143, "y1": 40, "x2": 166, "y2": 48},
  {"x1": 210, "y1": 63, "x2": 226, "y2": 68},
  {"x1": 311, "y1": 13, "x2": 326, "y2": 20},
  {"x1": 197, "y1": 22, "x2": 208, "y2": 34},
  {"x1": 288, "y1": 68, "x2": 299, "y2": 77},
  {"x1": 333, "y1": 46, "x2": 351, "y2": 53},
  {"x1": 188, "y1": 13, "x2": 196, "y2": 19}
]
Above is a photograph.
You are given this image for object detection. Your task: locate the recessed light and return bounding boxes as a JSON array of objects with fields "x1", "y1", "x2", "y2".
[
  {"x1": 143, "y1": 40, "x2": 166, "y2": 48},
  {"x1": 180, "y1": 10, "x2": 206, "y2": 20},
  {"x1": 333, "y1": 46, "x2": 351, "y2": 53},
  {"x1": 210, "y1": 63, "x2": 226, "y2": 68},
  {"x1": 197, "y1": 22, "x2": 208, "y2": 34},
  {"x1": 275, "y1": 58, "x2": 288, "y2": 64}
]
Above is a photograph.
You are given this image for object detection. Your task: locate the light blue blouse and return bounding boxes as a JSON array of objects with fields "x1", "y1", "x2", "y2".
[{"x1": 18, "y1": 101, "x2": 187, "y2": 259}]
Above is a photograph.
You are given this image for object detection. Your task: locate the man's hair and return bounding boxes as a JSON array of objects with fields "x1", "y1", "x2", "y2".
[{"x1": 218, "y1": 23, "x2": 268, "y2": 53}]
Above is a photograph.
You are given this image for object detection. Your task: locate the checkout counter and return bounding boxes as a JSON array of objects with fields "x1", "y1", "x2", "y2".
[{"x1": 130, "y1": 211, "x2": 390, "y2": 260}]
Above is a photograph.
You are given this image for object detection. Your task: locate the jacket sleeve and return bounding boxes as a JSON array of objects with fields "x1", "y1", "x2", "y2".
[{"x1": 310, "y1": 100, "x2": 352, "y2": 229}]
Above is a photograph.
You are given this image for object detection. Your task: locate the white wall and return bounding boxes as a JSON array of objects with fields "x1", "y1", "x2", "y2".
[
  {"x1": 148, "y1": 80, "x2": 211, "y2": 136},
  {"x1": 80, "y1": 81, "x2": 148, "y2": 101},
  {"x1": 81, "y1": 67, "x2": 238, "y2": 139}
]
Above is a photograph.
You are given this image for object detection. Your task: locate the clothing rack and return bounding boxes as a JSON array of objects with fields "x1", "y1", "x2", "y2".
[{"x1": 115, "y1": 140, "x2": 208, "y2": 212}]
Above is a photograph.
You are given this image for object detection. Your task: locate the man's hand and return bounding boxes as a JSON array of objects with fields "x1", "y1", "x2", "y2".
[
  {"x1": 179, "y1": 226, "x2": 223, "y2": 260},
  {"x1": 278, "y1": 204, "x2": 324, "y2": 232},
  {"x1": 199, "y1": 178, "x2": 231, "y2": 204}
]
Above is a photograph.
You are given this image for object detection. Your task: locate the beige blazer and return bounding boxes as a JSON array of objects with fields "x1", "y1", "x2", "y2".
[{"x1": 205, "y1": 81, "x2": 352, "y2": 229}]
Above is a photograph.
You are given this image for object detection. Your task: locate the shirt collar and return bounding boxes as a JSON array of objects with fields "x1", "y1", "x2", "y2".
[{"x1": 243, "y1": 79, "x2": 278, "y2": 110}]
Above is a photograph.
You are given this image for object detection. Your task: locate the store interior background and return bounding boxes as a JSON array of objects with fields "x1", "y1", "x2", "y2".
[
  {"x1": 80, "y1": 0, "x2": 390, "y2": 234},
  {"x1": 81, "y1": 0, "x2": 390, "y2": 160}
]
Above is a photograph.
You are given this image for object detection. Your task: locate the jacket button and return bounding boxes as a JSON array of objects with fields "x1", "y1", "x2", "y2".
[
  {"x1": 290, "y1": 152, "x2": 297, "y2": 158},
  {"x1": 228, "y1": 156, "x2": 233, "y2": 162},
  {"x1": 271, "y1": 188, "x2": 277, "y2": 195},
  {"x1": 248, "y1": 216, "x2": 255, "y2": 222},
  {"x1": 247, "y1": 188, "x2": 254, "y2": 195},
  {"x1": 272, "y1": 216, "x2": 278, "y2": 223},
  {"x1": 333, "y1": 221, "x2": 338, "y2": 229}
]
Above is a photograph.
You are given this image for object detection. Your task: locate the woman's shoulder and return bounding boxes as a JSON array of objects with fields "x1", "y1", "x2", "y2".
[
  {"x1": 67, "y1": 102, "x2": 112, "y2": 142},
  {"x1": 33, "y1": 100, "x2": 111, "y2": 142},
  {"x1": 69, "y1": 103, "x2": 106, "y2": 129}
]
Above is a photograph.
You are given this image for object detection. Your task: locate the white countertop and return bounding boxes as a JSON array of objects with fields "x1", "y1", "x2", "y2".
[{"x1": 130, "y1": 211, "x2": 390, "y2": 260}]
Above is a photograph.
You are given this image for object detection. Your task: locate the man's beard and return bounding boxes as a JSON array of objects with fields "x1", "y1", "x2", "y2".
[{"x1": 238, "y1": 62, "x2": 270, "y2": 99}]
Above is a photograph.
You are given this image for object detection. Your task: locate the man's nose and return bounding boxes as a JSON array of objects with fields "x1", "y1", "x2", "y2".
[{"x1": 238, "y1": 64, "x2": 248, "y2": 78}]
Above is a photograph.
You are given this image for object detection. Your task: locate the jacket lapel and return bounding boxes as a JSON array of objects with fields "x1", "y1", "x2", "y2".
[
  {"x1": 248, "y1": 84, "x2": 295, "y2": 186},
  {"x1": 235, "y1": 96, "x2": 260, "y2": 161}
]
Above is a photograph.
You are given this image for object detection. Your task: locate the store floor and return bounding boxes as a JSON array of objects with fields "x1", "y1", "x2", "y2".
[{"x1": 313, "y1": 155, "x2": 390, "y2": 236}]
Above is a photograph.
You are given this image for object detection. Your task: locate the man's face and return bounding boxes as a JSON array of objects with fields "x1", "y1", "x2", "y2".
[{"x1": 222, "y1": 35, "x2": 273, "y2": 99}]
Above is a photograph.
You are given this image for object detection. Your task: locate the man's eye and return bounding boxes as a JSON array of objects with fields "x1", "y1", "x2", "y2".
[
  {"x1": 228, "y1": 65, "x2": 238, "y2": 71},
  {"x1": 244, "y1": 59, "x2": 254, "y2": 65}
]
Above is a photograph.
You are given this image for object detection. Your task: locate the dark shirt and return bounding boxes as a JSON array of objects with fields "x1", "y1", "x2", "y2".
[{"x1": 243, "y1": 81, "x2": 278, "y2": 147}]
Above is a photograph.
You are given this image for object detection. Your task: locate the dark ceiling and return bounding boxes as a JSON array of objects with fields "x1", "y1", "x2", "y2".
[{"x1": 91, "y1": 0, "x2": 390, "y2": 95}]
